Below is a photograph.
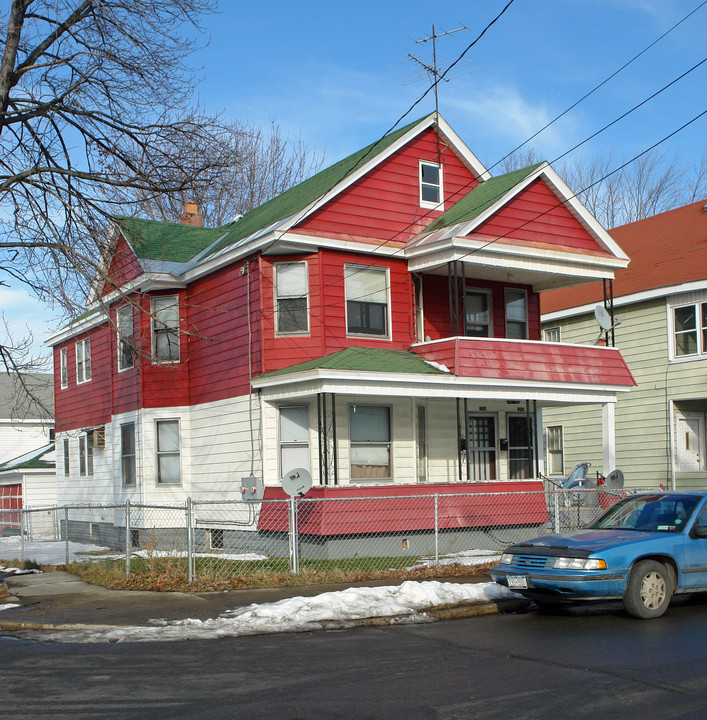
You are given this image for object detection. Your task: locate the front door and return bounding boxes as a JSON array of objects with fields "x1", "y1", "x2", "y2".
[
  {"x1": 676, "y1": 412, "x2": 705, "y2": 473},
  {"x1": 466, "y1": 414, "x2": 497, "y2": 481}
]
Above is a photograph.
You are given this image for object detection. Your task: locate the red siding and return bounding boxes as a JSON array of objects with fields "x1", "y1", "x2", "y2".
[
  {"x1": 294, "y1": 128, "x2": 480, "y2": 244},
  {"x1": 259, "y1": 249, "x2": 415, "y2": 374},
  {"x1": 413, "y1": 338, "x2": 636, "y2": 387},
  {"x1": 101, "y1": 235, "x2": 143, "y2": 297},
  {"x1": 474, "y1": 179, "x2": 607, "y2": 253},
  {"x1": 54, "y1": 326, "x2": 113, "y2": 432},
  {"x1": 258, "y1": 481, "x2": 548, "y2": 535},
  {"x1": 421, "y1": 276, "x2": 541, "y2": 341}
]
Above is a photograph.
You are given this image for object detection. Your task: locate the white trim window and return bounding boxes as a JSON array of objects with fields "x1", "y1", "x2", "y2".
[
  {"x1": 63, "y1": 438, "x2": 70, "y2": 477},
  {"x1": 79, "y1": 433, "x2": 94, "y2": 477},
  {"x1": 279, "y1": 405, "x2": 310, "y2": 475},
  {"x1": 505, "y1": 289, "x2": 528, "y2": 339},
  {"x1": 345, "y1": 265, "x2": 389, "y2": 337},
  {"x1": 117, "y1": 305, "x2": 135, "y2": 371},
  {"x1": 673, "y1": 301, "x2": 707, "y2": 358},
  {"x1": 465, "y1": 289, "x2": 492, "y2": 337},
  {"x1": 419, "y1": 160, "x2": 443, "y2": 209},
  {"x1": 76, "y1": 338, "x2": 91, "y2": 384},
  {"x1": 156, "y1": 419, "x2": 181, "y2": 485},
  {"x1": 60, "y1": 347, "x2": 68, "y2": 388},
  {"x1": 350, "y1": 405, "x2": 391, "y2": 481},
  {"x1": 151, "y1": 295, "x2": 180, "y2": 362},
  {"x1": 275, "y1": 262, "x2": 309, "y2": 335},
  {"x1": 121, "y1": 422, "x2": 136, "y2": 486},
  {"x1": 546, "y1": 425, "x2": 564, "y2": 476},
  {"x1": 544, "y1": 327, "x2": 561, "y2": 343}
]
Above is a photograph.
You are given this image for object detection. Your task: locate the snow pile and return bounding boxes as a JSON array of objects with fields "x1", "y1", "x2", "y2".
[{"x1": 40, "y1": 580, "x2": 517, "y2": 644}]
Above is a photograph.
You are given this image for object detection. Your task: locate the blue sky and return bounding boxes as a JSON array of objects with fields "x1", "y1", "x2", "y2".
[{"x1": 4, "y1": 0, "x2": 706, "y2": 360}]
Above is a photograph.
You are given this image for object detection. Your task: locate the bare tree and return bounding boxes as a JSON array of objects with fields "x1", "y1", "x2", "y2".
[
  {"x1": 0, "y1": 0, "x2": 231, "y2": 368},
  {"x1": 134, "y1": 119, "x2": 326, "y2": 228}
]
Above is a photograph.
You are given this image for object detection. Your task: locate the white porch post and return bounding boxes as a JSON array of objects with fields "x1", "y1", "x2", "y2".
[{"x1": 602, "y1": 402, "x2": 616, "y2": 476}]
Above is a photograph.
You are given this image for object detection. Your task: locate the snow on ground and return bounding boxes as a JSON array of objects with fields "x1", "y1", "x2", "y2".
[
  {"x1": 39, "y1": 580, "x2": 518, "y2": 644},
  {"x1": 0, "y1": 535, "x2": 111, "y2": 565}
]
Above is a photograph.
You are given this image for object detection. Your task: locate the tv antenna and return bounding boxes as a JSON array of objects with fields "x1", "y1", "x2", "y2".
[{"x1": 403, "y1": 25, "x2": 482, "y2": 115}]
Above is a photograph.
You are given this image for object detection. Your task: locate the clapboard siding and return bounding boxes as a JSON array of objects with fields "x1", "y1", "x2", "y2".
[
  {"x1": 101, "y1": 235, "x2": 143, "y2": 297},
  {"x1": 295, "y1": 129, "x2": 479, "y2": 243},
  {"x1": 476, "y1": 179, "x2": 606, "y2": 252}
]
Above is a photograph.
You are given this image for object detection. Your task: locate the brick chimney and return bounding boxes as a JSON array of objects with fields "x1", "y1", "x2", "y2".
[{"x1": 179, "y1": 202, "x2": 203, "y2": 227}]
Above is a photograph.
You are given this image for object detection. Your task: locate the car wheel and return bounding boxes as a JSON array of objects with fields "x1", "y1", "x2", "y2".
[{"x1": 623, "y1": 560, "x2": 673, "y2": 619}]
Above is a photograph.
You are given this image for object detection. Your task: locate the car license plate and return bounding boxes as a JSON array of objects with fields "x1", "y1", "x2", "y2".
[{"x1": 507, "y1": 575, "x2": 528, "y2": 590}]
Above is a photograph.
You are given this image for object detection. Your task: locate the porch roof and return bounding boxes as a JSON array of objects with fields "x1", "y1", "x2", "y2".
[{"x1": 251, "y1": 343, "x2": 635, "y2": 405}]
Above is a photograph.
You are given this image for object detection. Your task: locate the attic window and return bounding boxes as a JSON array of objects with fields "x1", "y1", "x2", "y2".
[{"x1": 419, "y1": 161, "x2": 443, "y2": 210}]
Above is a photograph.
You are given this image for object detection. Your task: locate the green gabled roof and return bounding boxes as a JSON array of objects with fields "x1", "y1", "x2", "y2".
[
  {"x1": 257, "y1": 346, "x2": 448, "y2": 379},
  {"x1": 0, "y1": 444, "x2": 55, "y2": 472},
  {"x1": 205, "y1": 115, "x2": 432, "y2": 258},
  {"x1": 115, "y1": 216, "x2": 225, "y2": 263},
  {"x1": 426, "y1": 162, "x2": 544, "y2": 233}
]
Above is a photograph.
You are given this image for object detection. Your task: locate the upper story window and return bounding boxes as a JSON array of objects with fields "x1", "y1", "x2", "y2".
[
  {"x1": 345, "y1": 265, "x2": 389, "y2": 337},
  {"x1": 76, "y1": 338, "x2": 91, "y2": 384},
  {"x1": 673, "y1": 301, "x2": 707, "y2": 358},
  {"x1": 275, "y1": 262, "x2": 309, "y2": 335},
  {"x1": 117, "y1": 305, "x2": 135, "y2": 371},
  {"x1": 419, "y1": 161, "x2": 443, "y2": 209},
  {"x1": 464, "y1": 290, "x2": 492, "y2": 337},
  {"x1": 151, "y1": 295, "x2": 180, "y2": 363},
  {"x1": 505, "y1": 289, "x2": 528, "y2": 339},
  {"x1": 60, "y1": 347, "x2": 68, "y2": 388},
  {"x1": 544, "y1": 327, "x2": 561, "y2": 343}
]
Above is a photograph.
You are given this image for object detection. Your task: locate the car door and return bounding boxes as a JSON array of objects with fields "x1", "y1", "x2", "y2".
[{"x1": 681, "y1": 500, "x2": 707, "y2": 590}]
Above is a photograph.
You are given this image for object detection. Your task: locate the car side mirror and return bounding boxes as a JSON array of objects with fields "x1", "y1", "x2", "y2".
[{"x1": 693, "y1": 525, "x2": 707, "y2": 539}]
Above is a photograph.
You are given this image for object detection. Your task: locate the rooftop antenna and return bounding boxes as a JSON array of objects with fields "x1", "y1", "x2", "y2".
[{"x1": 403, "y1": 24, "x2": 481, "y2": 116}]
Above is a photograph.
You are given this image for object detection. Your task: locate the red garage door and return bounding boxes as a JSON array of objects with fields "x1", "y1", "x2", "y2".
[{"x1": 0, "y1": 483, "x2": 22, "y2": 534}]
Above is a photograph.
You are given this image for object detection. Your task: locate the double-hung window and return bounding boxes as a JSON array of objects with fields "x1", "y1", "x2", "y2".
[
  {"x1": 76, "y1": 338, "x2": 91, "y2": 383},
  {"x1": 279, "y1": 406, "x2": 310, "y2": 475},
  {"x1": 546, "y1": 426, "x2": 564, "y2": 476},
  {"x1": 156, "y1": 419, "x2": 180, "y2": 484},
  {"x1": 419, "y1": 161, "x2": 443, "y2": 209},
  {"x1": 275, "y1": 262, "x2": 309, "y2": 334},
  {"x1": 350, "y1": 405, "x2": 391, "y2": 480},
  {"x1": 544, "y1": 327, "x2": 561, "y2": 343},
  {"x1": 60, "y1": 347, "x2": 68, "y2": 388},
  {"x1": 117, "y1": 305, "x2": 135, "y2": 370},
  {"x1": 121, "y1": 423, "x2": 136, "y2": 486},
  {"x1": 505, "y1": 289, "x2": 528, "y2": 339},
  {"x1": 79, "y1": 434, "x2": 93, "y2": 476},
  {"x1": 465, "y1": 290, "x2": 492, "y2": 337},
  {"x1": 151, "y1": 295, "x2": 180, "y2": 362},
  {"x1": 674, "y1": 301, "x2": 707, "y2": 358},
  {"x1": 63, "y1": 439, "x2": 70, "y2": 477},
  {"x1": 345, "y1": 265, "x2": 389, "y2": 337}
]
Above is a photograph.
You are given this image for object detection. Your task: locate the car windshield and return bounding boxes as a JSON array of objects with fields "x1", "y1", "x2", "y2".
[{"x1": 589, "y1": 494, "x2": 701, "y2": 533}]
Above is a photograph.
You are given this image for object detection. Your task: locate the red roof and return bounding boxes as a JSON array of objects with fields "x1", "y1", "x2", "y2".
[{"x1": 541, "y1": 199, "x2": 707, "y2": 315}]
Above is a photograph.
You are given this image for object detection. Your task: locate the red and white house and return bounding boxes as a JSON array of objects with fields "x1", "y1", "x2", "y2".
[{"x1": 48, "y1": 113, "x2": 635, "y2": 521}]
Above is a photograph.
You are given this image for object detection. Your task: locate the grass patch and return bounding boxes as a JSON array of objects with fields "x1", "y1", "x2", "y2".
[
  {"x1": 0, "y1": 558, "x2": 41, "y2": 571},
  {"x1": 66, "y1": 554, "x2": 494, "y2": 593}
]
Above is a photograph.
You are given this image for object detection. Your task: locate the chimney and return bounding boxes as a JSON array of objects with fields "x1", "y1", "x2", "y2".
[{"x1": 179, "y1": 202, "x2": 203, "y2": 227}]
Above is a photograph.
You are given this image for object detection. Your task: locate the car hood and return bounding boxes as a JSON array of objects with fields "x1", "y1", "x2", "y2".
[{"x1": 511, "y1": 529, "x2": 669, "y2": 554}]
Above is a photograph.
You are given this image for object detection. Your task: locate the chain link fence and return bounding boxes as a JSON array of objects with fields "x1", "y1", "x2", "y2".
[{"x1": 0, "y1": 486, "x2": 651, "y2": 580}]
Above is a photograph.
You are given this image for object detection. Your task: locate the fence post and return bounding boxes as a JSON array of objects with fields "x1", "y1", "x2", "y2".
[
  {"x1": 288, "y1": 496, "x2": 299, "y2": 574},
  {"x1": 64, "y1": 506, "x2": 70, "y2": 566},
  {"x1": 434, "y1": 494, "x2": 440, "y2": 567},
  {"x1": 20, "y1": 509, "x2": 25, "y2": 563},
  {"x1": 553, "y1": 492, "x2": 560, "y2": 534},
  {"x1": 186, "y1": 497, "x2": 193, "y2": 584},
  {"x1": 125, "y1": 500, "x2": 131, "y2": 577}
]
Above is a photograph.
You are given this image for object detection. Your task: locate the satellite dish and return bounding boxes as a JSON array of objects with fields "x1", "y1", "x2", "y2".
[
  {"x1": 281, "y1": 468, "x2": 312, "y2": 497},
  {"x1": 604, "y1": 469, "x2": 624, "y2": 490},
  {"x1": 594, "y1": 305, "x2": 613, "y2": 331}
]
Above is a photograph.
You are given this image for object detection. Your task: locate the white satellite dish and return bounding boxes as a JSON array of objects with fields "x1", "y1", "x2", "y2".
[
  {"x1": 281, "y1": 468, "x2": 312, "y2": 497},
  {"x1": 594, "y1": 305, "x2": 613, "y2": 331}
]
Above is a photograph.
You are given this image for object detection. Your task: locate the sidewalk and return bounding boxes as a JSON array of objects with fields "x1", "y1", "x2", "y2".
[{"x1": 0, "y1": 570, "x2": 528, "y2": 634}]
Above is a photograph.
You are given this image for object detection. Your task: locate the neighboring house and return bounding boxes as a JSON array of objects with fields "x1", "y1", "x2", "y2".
[
  {"x1": 541, "y1": 199, "x2": 707, "y2": 490},
  {"x1": 47, "y1": 113, "x2": 635, "y2": 523},
  {"x1": 0, "y1": 373, "x2": 55, "y2": 531}
]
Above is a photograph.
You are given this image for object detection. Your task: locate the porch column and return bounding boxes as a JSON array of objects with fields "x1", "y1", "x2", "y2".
[{"x1": 602, "y1": 402, "x2": 616, "y2": 475}]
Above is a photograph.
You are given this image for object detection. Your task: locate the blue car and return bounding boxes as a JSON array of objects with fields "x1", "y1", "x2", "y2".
[{"x1": 490, "y1": 491, "x2": 707, "y2": 619}]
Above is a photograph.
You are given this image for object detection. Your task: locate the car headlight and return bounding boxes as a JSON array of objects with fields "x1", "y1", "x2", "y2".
[
  {"x1": 500, "y1": 553, "x2": 513, "y2": 564},
  {"x1": 553, "y1": 557, "x2": 607, "y2": 570}
]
